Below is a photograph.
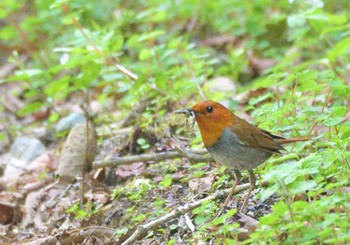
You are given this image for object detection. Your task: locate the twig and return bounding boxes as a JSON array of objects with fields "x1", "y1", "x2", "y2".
[
  {"x1": 61, "y1": 4, "x2": 138, "y2": 80},
  {"x1": 171, "y1": 136, "x2": 204, "y2": 162},
  {"x1": 80, "y1": 91, "x2": 92, "y2": 206},
  {"x1": 92, "y1": 149, "x2": 212, "y2": 169},
  {"x1": 308, "y1": 88, "x2": 331, "y2": 135},
  {"x1": 7, "y1": 17, "x2": 37, "y2": 56},
  {"x1": 121, "y1": 183, "x2": 250, "y2": 245},
  {"x1": 185, "y1": 59, "x2": 206, "y2": 100}
]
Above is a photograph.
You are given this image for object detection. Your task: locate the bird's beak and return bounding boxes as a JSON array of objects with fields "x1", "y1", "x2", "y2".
[
  {"x1": 174, "y1": 108, "x2": 195, "y2": 118},
  {"x1": 174, "y1": 108, "x2": 196, "y2": 128}
]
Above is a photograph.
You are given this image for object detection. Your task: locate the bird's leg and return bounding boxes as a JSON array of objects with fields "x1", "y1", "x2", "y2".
[
  {"x1": 222, "y1": 169, "x2": 241, "y2": 207},
  {"x1": 240, "y1": 169, "x2": 256, "y2": 213},
  {"x1": 214, "y1": 170, "x2": 241, "y2": 218}
]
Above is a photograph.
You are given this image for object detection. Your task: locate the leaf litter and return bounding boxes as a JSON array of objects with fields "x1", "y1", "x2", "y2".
[{"x1": 0, "y1": 87, "x2": 284, "y2": 244}]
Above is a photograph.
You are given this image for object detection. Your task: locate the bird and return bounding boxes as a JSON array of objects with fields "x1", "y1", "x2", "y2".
[{"x1": 176, "y1": 100, "x2": 309, "y2": 213}]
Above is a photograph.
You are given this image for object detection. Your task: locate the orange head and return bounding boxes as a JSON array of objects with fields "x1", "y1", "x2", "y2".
[{"x1": 191, "y1": 101, "x2": 235, "y2": 147}]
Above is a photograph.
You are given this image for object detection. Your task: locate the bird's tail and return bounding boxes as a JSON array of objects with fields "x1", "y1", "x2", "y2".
[{"x1": 277, "y1": 136, "x2": 310, "y2": 145}]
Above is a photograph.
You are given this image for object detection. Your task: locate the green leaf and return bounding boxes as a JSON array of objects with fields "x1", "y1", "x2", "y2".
[
  {"x1": 0, "y1": 25, "x2": 16, "y2": 40},
  {"x1": 0, "y1": 8, "x2": 7, "y2": 19},
  {"x1": 328, "y1": 37, "x2": 350, "y2": 62},
  {"x1": 321, "y1": 24, "x2": 349, "y2": 38},
  {"x1": 211, "y1": 209, "x2": 236, "y2": 225},
  {"x1": 324, "y1": 117, "x2": 344, "y2": 126},
  {"x1": 155, "y1": 73, "x2": 167, "y2": 90},
  {"x1": 259, "y1": 212, "x2": 279, "y2": 226},
  {"x1": 115, "y1": 227, "x2": 128, "y2": 236},
  {"x1": 308, "y1": 13, "x2": 347, "y2": 25},
  {"x1": 137, "y1": 7, "x2": 167, "y2": 22},
  {"x1": 260, "y1": 184, "x2": 279, "y2": 202},
  {"x1": 137, "y1": 138, "x2": 147, "y2": 145},
  {"x1": 194, "y1": 215, "x2": 211, "y2": 225},
  {"x1": 139, "y1": 49, "x2": 153, "y2": 60},
  {"x1": 159, "y1": 176, "x2": 172, "y2": 188},
  {"x1": 289, "y1": 180, "x2": 317, "y2": 195},
  {"x1": 109, "y1": 35, "x2": 124, "y2": 51},
  {"x1": 249, "y1": 92, "x2": 274, "y2": 106},
  {"x1": 44, "y1": 77, "x2": 70, "y2": 96},
  {"x1": 18, "y1": 101, "x2": 44, "y2": 116},
  {"x1": 168, "y1": 239, "x2": 176, "y2": 245},
  {"x1": 263, "y1": 161, "x2": 301, "y2": 183},
  {"x1": 291, "y1": 200, "x2": 310, "y2": 211},
  {"x1": 48, "y1": 112, "x2": 60, "y2": 123},
  {"x1": 15, "y1": 69, "x2": 43, "y2": 77},
  {"x1": 287, "y1": 14, "x2": 306, "y2": 27},
  {"x1": 138, "y1": 30, "x2": 166, "y2": 42}
]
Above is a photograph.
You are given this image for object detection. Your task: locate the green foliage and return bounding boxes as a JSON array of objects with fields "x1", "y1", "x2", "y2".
[
  {"x1": 159, "y1": 175, "x2": 173, "y2": 188},
  {"x1": 193, "y1": 205, "x2": 240, "y2": 242},
  {"x1": 136, "y1": 138, "x2": 150, "y2": 150},
  {"x1": 66, "y1": 202, "x2": 94, "y2": 220},
  {"x1": 1, "y1": 0, "x2": 350, "y2": 243}
]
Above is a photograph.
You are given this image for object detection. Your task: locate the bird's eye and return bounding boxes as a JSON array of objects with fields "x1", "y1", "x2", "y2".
[{"x1": 206, "y1": 106, "x2": 213, "y2": 113}]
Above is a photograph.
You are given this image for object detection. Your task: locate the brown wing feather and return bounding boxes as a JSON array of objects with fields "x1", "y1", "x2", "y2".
[{"x1": 230, "y1": 117, "x2": 284, "y2": 154}]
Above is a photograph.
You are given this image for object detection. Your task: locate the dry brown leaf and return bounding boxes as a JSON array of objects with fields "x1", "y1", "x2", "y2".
[
  {"x1": 237, "y1": 212, "x2": 259, "y2": 232},
  {"x1": 0, "y1": 202, "x2": 17, "y2": 224},
  {"x1": 170, "y1": 171, "x2": 186, "y2": 182},
  {"x1": 222, "y1": 212, "x2": 259, "y2": 241},
  {"x1": 249, "y1": 56, "x2": 275, "y2": 76},
  {"x1": 21, "y1": 181, "x2": 59, "y2": 229},
  {"x1": 189, "y1": 175, "x2": 214, "y2": 194},
  {"x1": 235, "y1": 88, "x2": 268, "y2": 105},
  {"x1": 1, "y1": 150, "x2": 58, "y2": 191},
  {"x1": 26, "y1": 151, "x2": 57, "y2": 173},
  {"x1": 115, "y1": 162, "x2": 145, "y2": 178},
  {"x1": 57, "y1": 122, "x2": 97, "y2": 180},
  {"x1": 85, "y1": 190, "x2": 110, "y2": 204}
]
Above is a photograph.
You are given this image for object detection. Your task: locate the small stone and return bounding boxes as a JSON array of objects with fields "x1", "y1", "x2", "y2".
[
  {"x1": 55, "y1": 113, "x2": 86, "y2": 133},
  {"x1": 9, "y1": 136, "x2": 46, "y2": 163},
  {"x1": 4, "y1": 136, "x2": 46, "y2": 178},
  {"x1": 207, "y1": 77, "x2": 236, "y2": 94}
]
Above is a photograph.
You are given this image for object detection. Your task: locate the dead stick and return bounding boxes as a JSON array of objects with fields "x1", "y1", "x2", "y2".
[
  {"x1": 121, "y1": 183, "x2": 250, "y2": 245},
  {"x1": 93, "y1": 149, "x2": 213, "y2": 168}
]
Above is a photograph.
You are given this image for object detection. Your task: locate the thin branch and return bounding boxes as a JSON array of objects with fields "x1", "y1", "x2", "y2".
[
  {"x1": 308, "y1": 88, "x2": 331, "y2": 135},
  {"x1": 121, "y1": 183, "x2": 250, "y2": 245},
  {"x1": 92, "y1": 149, "x2": 212, "y2": 169},
  {"x1": 185, "y1": 59, "x2": 206, "y2": 100}
]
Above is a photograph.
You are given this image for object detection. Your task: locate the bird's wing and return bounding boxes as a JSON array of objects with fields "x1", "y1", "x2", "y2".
[{"x1": 229, "y1": 118, "x2": 284, "y2": 154}]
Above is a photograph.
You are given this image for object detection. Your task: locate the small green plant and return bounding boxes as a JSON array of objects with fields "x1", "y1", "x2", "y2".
[
  {"x1": 66, "y1": 203, "x2": 93, "y2": 220},
  {"x1": 136, "y1": 138, "x2": 150, "y2": 150}
]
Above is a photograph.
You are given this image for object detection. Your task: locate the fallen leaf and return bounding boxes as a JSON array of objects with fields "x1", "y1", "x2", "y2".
[
  {"x1": 115, "y1": 162, "x2": 145, "y2": 178},
  {"x1": 26, "y1": 151, "x2": 57, "y2": 173},
  {"x1": 57, "y1": 122, "x2": 97, "y2": 181},
  {"x1": 237, "y1": 212, "x2": 259, "y2": 232},
  {"x1": 189, "y1": 176, "x2": 214, "y2": 194},
  {"x1": 0, "y1": 203, "x2": 16, "y2": 224},
  {"x1": 21, "y1": 190, "x2": 45, "y2": 228}
]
